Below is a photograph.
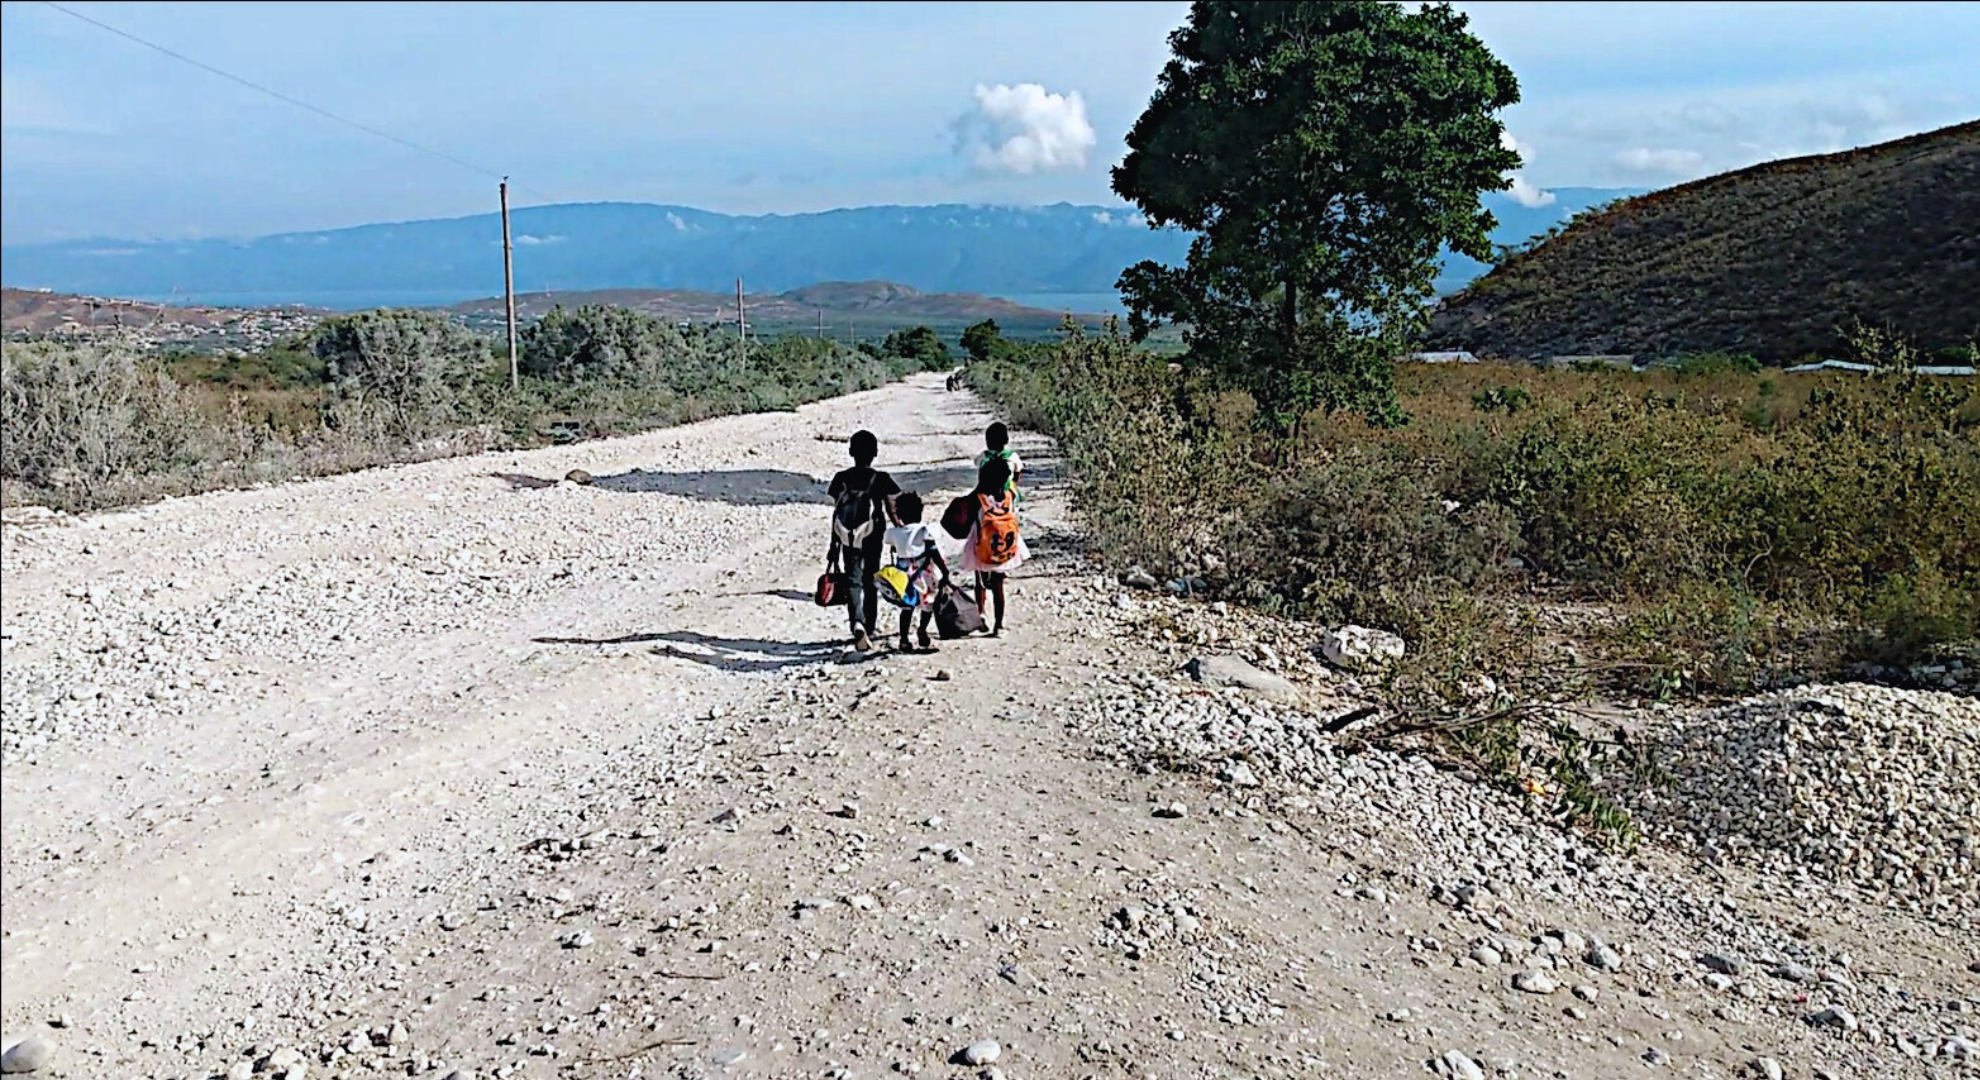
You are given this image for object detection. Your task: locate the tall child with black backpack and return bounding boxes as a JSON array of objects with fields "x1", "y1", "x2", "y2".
[{"x1": 826, "y1": 430, "x2": 902, "y2": 653}]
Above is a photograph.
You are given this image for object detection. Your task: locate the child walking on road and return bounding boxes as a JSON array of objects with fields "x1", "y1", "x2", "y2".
[
  {"x1": 943, "y1": 457, "x2": 1029, "y2": 637},
  {"x1": 883, "y1": 492, "x2": 950, "y2": 653},
  {"x1": 975, "y1": 422, "x2": 1025, "y2": 512},
  {"x1": 827, "y1": 429, "x2": 902, "y2": 653}
]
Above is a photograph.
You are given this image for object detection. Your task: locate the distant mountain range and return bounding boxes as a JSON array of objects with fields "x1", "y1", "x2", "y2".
[
  {"x1": 0, "y1": 190, "x2": 1643, "y2": 310},
  {"x1": 1427, "y1": 121, "x2": 1980, "y2": 361}
]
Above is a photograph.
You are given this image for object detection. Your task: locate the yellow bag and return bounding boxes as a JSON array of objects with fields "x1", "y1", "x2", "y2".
[{"x1": 875, "y1": 565, "x2": 911, "y2": 608}]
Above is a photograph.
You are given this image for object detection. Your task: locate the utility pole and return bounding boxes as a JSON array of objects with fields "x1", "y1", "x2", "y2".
[
  {"x1": 816, "y1": 308, "x2": 824, "y2": 340},
  {"x1": 501, "y1": 178, "x2": 518, "y2": 390},
  {"x1": 735, "y1": 277, "x2": 746, "y2": 372}
]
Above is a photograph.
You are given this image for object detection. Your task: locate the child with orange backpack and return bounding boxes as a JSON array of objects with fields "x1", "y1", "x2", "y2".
[{"x1": 942, "y1": 456, "x2": 1028, "y2": 637}]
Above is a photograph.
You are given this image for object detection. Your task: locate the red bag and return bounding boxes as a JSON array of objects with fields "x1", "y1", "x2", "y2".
[
  {"x1": 814, "y1": 571, "x2": 850, "y2": 607},
  {"x1": 940, "y1": 494, "x2": 973, "y2": 541}
]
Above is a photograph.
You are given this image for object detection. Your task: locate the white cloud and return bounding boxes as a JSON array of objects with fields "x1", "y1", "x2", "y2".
[
  {"x1": 1614, "y1": 147, "x2": 1708, "y2": 175},
  {"x1": 666, "y1": 212, "x2": 688, "y2": 231},
  {"x1": 514, "y1": 233, "x2": 565, "y2": 245},
  {"x1": 951, "y1": 83, "x2": 1097, "y2": 176},
  {"x1": 1091, "y1": 210, "x2": 1113, "y2": 225},
  {"x1": 1499, "y1": 130, "x2": 1557, "y2": 208}
]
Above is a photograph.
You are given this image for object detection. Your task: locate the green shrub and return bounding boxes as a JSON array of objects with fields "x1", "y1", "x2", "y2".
[
  {"x1": 1672, "y1": 351, "x2": 1761, "y2": 376},
  {"x1": 876, "y1": 325, "x2": 953, "y2": 370},
  {"x1": 521, "y1": 304, "x2": 716, "y2": 385},
  {"x1": 311, "y1": 309, "x2": 491, "y2": 435}
]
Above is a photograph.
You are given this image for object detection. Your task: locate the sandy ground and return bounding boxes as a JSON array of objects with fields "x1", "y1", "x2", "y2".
[{"x1": 3, "y1": 373, "x2": 1973, "y2": 1080}]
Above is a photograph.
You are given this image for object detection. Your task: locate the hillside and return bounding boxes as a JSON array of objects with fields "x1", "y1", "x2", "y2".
[
  {"x1": 1425, "y1": 121, "x2": 1980, "y2": 361},
  {"x1": 2, "y1": 286, "x2": 322, "y2": 352},
  {"x1": 1, "y1": 287, "x2": 246, "y2": 334},
  {"x1": 0, "y1": 191, "x2": 1639, "y2": 309}
]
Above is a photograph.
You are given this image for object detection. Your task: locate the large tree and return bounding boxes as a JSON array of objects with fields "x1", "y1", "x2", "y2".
[{"x1": 1113, "y1": 1, "x2": 1521, "y2": 425}]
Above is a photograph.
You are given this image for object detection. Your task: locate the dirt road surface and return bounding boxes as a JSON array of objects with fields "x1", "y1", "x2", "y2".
[{"x1": 4, "y1": 374, "x2": 1973, "y2": 1080}]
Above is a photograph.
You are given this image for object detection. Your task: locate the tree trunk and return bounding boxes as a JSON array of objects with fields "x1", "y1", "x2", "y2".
[{"x1": 1282, "y1": 277, "x2": 1299, "y2": 342}]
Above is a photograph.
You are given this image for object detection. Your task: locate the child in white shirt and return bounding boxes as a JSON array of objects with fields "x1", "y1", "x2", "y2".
[{"x1": 884, "y1": 492, "x2": 950, "y2": 652}]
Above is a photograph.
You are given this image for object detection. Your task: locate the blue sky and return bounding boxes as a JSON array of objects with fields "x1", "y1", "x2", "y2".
[{"x1": 2, "y1": 0, "x2": 1975, "y2": 245}]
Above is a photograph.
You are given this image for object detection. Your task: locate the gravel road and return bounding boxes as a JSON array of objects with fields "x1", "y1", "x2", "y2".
[{"x1": 3, "y1": 373, "x2": 1974, "y2": 1080}]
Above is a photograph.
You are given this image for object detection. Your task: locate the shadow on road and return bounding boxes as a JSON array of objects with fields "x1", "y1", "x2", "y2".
[
  {"x1": 491, "y1": 472, "x2": 559, "y2": 491},
  {"x1": 533, "y1": 632, "x2": 668, "y2": 647},
  {"x1": 648, "y1": 631, "x2": 851, "y2": 674},
  {"x1": 534, "y1": 628, "x2": 852, "y2": 673},
  {"x1": 486, "y1": 463, "x2": 996, "y2": 509},
  {"x1": 591, "y1": 468, "x2": 832, "y2": 507}
]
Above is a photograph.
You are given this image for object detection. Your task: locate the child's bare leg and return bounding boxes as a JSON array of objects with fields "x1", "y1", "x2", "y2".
[
  {"x1": 988, "y1": 573, "x2": 1007, "y2": 635},
  {"x1": 973, "y1": 571, "x2": 986, "y2": 618},
  {"x1": 898, "y1": 607, "x2": 912, "y2": 651},
  {"x1": 917, "y1": 611, "x2": 934, "y2": 651}
]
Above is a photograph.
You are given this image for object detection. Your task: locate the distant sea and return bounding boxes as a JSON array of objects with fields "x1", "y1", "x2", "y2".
[{"x1": 992, "y1": 291, "x2": 1128, "y2": 316}]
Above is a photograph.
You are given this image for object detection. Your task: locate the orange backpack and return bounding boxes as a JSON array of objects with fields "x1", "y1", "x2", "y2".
[{"x1": 973, "y1": 492, "x2": 1019, "y2": 567}]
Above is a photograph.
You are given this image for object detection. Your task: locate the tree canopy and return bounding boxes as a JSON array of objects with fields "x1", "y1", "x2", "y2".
[{"x1": 1113, "y1": 0, "x2": 1521, "y2": 425}]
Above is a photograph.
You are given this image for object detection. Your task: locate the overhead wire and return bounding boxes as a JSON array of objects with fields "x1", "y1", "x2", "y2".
[{"x1": 37, "y1": 0, "x2": 563, "y2": 205}]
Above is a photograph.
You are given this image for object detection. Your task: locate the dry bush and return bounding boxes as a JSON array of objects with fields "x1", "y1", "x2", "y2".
[
  {"x1": 971, "y1": 337, "x2": 1980, "y2": 681},
  {"x1": 2, "y1": 340, "x2": 213, "y2": 507}
]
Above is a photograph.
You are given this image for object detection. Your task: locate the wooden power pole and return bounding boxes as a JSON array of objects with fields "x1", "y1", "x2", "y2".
[
  {"x1": 501, "y1": 178, "x2": 519, "y2": 390},
  {"x1": 735, "y1": 277, "x2": 746, "y2": 372}
]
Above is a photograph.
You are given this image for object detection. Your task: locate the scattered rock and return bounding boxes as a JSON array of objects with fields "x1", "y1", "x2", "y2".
[
  {"x1": 1701, "y1": 952, "x2": 1749, "y2": 977},
  {"x1": 1512, "y1": 969, "x2": 1559, "y2": 995},
  {"x1": 1317, "y1": 625, "x2": 1406, "y2": 672},
  {"x1": 1152, "y1": 802, "x2": 1187, "y2": 819},
  {"x1": 1, "y1": 1037, "x2": 51, "y2": 1074},
  {"x1": 1436, "y1": 1049, "x2": 1485, "y2": 1080},
  {"x1": 960, "y1": 1040, "x2": 1001, "y2": 1066},
  {"x1": 1181, "y1": 655, "x2": 1296, "y2": 703},
  {"x1": 1586, "y1": 945, "x2": 1623, "y2": 972},
  {"x1": 1635, "y1": 684, "x2": 1980, "y2": 920},
  {"x1": 1806, "y1": 1005, "x2": 1859, "y2": 1033},
  {"x1": 1752, "y1": 1057, "x2": 1784, "y2": 1080},
  {"x1": 560, "y1": 929, "x2": 594, "y2": 949},
  {"x1": 564, "y1": 469, "x2": 595, "y2": 485},
  {"x1": 1220, "y1": 761, "x2": 1260, "y2": 788}
]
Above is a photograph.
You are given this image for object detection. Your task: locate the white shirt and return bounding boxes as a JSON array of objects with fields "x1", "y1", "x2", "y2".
[{"x1": 885, "y1": 523, "x2": 938, "y2": 566}]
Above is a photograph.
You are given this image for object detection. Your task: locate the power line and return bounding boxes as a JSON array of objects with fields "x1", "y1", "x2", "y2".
[{"x1": 38, "y1": 0, "x2": 561, "y2": 204}]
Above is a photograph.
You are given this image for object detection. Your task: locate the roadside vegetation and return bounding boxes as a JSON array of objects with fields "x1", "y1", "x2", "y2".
[
  {"x1": 0, "y1": 304, "x2": 952, "y2": 512},
  {"x1": 962, "y1": 1, "x2": 1976, "y2": 848},
  {"x1": 964, "y1": 316, "x2": 1978, "y2": 843}
]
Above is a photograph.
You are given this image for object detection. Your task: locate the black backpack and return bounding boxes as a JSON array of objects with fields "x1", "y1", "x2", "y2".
[{"x1": 832, "y1": 471, "x2": 881, "y2": 548}]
